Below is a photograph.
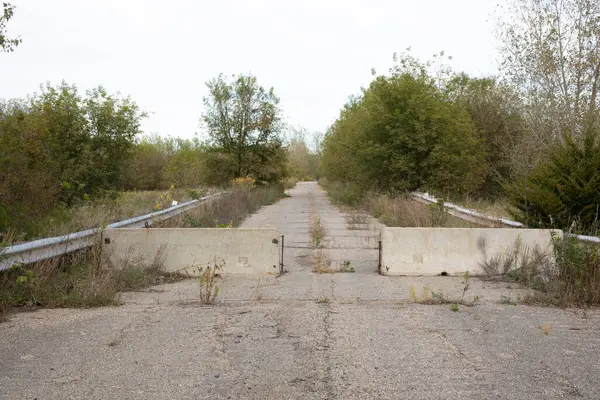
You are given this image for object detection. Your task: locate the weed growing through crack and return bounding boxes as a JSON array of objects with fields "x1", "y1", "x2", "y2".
[
  {"x1": 340, "y1": 260, "x2": 355, "y2": 273},
  {"x1": 317, "y1": 297, "x2": 330, "y2": 304},
  {"x1": 345, "y1": 212, "x2": 368, "y2": 230},
  {"x1": 409, "y1": 284, "x2": 478, "y2": 306},
  {"x1": 310, "y1": 214, "x2": 325, "y2": 248},
  {"x1": 409, "y1": 284, "x2": 417, "y2": 302},
  {"x1": 500, "y1": 295, "x2": 517, "y2": 305},
  {"x1": 308, "y1": 192, "x2": 326, "y2": 248},
  {"x1": 539, "y1": 323, "x2": 552, "y2": 336},
  {"x1": 313, "y1": 249, "x2": 341, "y2": 274},
  {"x1": 198, "y1": 257, "x2": 224, "y2": 305},
  {"x1": 461, "y1": 271, "x2": 471, "y2": 302},
  {"x1": 450, "y1": 303, "x2": 459, "y2": 312}
]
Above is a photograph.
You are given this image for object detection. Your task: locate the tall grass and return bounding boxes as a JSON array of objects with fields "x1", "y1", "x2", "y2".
[
  {"x1": 2, "y1": 187, "x2": 215, "y2": 244},
  {"x1": 0, "y1": 243, "x2": 184, "y2": 321},
  {"x1": 323, "y1": 181, "x2": 474, "y2": 228},
  {"x1": 478, "y1": 234, "x2": 600, "y2": 307},
  {"x1": 159, "y1": 186, "x2": 283, "y2": 228},
  {"x1": 539, "y1": 238, "x2": 600, "y2": 306}
]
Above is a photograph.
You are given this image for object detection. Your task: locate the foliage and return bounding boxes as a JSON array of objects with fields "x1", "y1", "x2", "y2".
[
  {"x1": 445, "y1": 74, "x2": 527, "y2": 195},
  {"x1": 0, "y1": 245, "x2": 185, "y2": 319},
  {"x1": 321, "y1": 54, "x2": 487, "y2": 199},
  {"x1": 286, "y1": 126, "x2": 321, "y2": 181},
  {"x1": 427, "y1": 200, "x2": 448, "y2": 227},
  {"x1": 340, "y1": 260, "x2": 355, "y2": 273},
  {"x1": 202, "y1": 73, "x2": 286, "y2": 183},
  {"x1": 0, "y1": 82, "x2": 146, "y2": 238},
  {"x1": 124, "y1": 140, "x2": 169, "y2": 190},
  {"x1": 0, "y1": 2, "x2": 20, "y2": 52},
  {"x1": 231, "y1": 176, "x2": 256, "y2": 191},
  {"x1": 547, "y1": 237, "x2": 600, "y2": 306},
  {"x1": 504, "y1": 126, "x2": 600, "y2": 234}
]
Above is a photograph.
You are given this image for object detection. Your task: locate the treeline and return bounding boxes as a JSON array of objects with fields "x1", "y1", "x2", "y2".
[
  {"x1": 0, "y1": 75, "x2": 320, "y2": 239},
  {"x1": 0, "y1": 83, "x2": 145, "y2": 234},
  {"x1": 322, "y1": 0, "x2": 600, "y2": 235}
]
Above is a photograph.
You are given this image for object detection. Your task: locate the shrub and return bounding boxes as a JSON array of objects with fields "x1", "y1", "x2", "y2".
[
  {"x1": 0, "y1": 244, "x2": 184, "y2": 320},
  {"x1": 479, "y1": 233, "x2": 600, "y2": 306},
  {"x1": 505, "y1": 126, "x2": 600, "y2": 235}
]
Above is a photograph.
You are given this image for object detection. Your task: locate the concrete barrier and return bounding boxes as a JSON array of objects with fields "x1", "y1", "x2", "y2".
[
  {"x1": 380, "y1": 227, "x2": 561, "y2": 276},
  {"x1": 102, "y1": 228, "x2": 281, "y2": 275}
]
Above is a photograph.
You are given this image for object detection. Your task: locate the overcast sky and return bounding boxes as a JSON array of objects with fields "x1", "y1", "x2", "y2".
[{"x1": 0, "y1": 0, "x2": 501, "y2": 139}]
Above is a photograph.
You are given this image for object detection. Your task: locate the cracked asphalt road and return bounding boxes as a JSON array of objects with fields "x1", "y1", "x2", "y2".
[{"x1": 2, "y1": 182, "x2": 600, "y2": 399}]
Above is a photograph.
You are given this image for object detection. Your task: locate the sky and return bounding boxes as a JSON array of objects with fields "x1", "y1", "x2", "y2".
[{"x1": 0, "y1": 0, "x2": 502, "y2": 139}]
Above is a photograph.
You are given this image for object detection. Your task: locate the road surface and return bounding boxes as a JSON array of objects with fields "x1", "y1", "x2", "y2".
[{"x1": 1, "y1": 182, "x2": 599, "y2": 399}]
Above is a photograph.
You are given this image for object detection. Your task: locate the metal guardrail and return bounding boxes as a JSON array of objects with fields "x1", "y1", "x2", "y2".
[
  {"x1": 0, "y1": 192, "x2": 224, "y2": 271},
  {"x1": 412, "y1": 192, "x2": 600, "y2": 244}
]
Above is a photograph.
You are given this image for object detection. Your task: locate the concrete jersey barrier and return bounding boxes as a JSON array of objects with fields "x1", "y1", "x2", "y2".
[
  {"x1": 102, "y1": 228, "x2": 282, "y2": 275},
  {"x1": 380, "y1": 227, "x2": 562, "y2": 276}
]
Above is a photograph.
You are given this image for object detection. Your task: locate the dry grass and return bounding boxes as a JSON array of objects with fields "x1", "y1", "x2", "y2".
[
  {"x1": 345, "y1": 211, "x2": 368, "y2": 230},
  {"x1": 308, "y1": 192, "x2": 326, "y2": 248},
  {"x1": 539, "y1": 323, "x2": 552, "y2": 336},
  {"x1": 3, "y1": 187, "x2": 216, "y2": 244},
  {"x1": 479, "y1": 235, "x2": 600, "y2": 307},
  {"x1": 313, "y1": 248, "x2": 335, "y2": 274},
  {"x1": 457, "y1": 197, "x2": 511, "y2": 219},
  {"x1": 159, "y1": 187, "x2": 282, "y2": 228},
  {"x1": 0, "y1": 243, "x2": 186, "y2": 321},
  {"x1": 408, "y1": 284, "x2": 479, "y2": 306},
  {"x1": 365, "y1": 193, "x2": 475, "y2": 228}
]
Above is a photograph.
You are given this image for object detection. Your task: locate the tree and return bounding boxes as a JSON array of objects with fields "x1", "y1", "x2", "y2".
[
  {"x1": 446, "y1": 74, "x2": 528, "y2": 196},
  {"x1": 504, "y1": 125, "x2": 600, "y2": 234},
  {"x1": 286, "y1": 126, "x2": 321, "y2": 180},
  {"x1": 322, "y1": 55, "x2": 487, "y2": 198},
  {"x1": 1, "y1": 2, "x2": 21, "y2": 52},
  {"x1": 0, "y1": 82, "x2": 145, "y2": 236},
  {"x1": 124, "y1": 141, "x2": 169, "y2": 190},
  {"x1": 497, "y1": 0, "x2": 600, "y2": 140},
  {"x1": 84, "y1": 86, "x2": 146, "y2": 190},
  {"x1": 201, "y1": 74, "x2": 284, "y2": 182}
]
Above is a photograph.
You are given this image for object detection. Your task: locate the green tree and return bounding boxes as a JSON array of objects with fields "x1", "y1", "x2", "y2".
[
  {"x1": 0, "y1": 82, "x2": 145, "y2": 236},
  {"x1": 163, "y1": 143, "x2": 207, "y2": 188},
  {"x1": 446, "y1": 74, "x2": 527, "y2": 196},
  {"x1": 0, "y1": 2, "x2": 20, "y2": 52},
  {"x1": 322, "y1": 55, "x2": 486, "y2": 198},
  {"x1": 84, "y1": 86, "x2": 146, "y2": 191},
  {"x1": 124, "y1": 141, "x2": 169, "y2": 190},
  {"x1": 287, "y1": 126, "x2": 321, "y2": 180},
  {"x1": 201, "y1": 74, "x2": 284, "y2": 182}
]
